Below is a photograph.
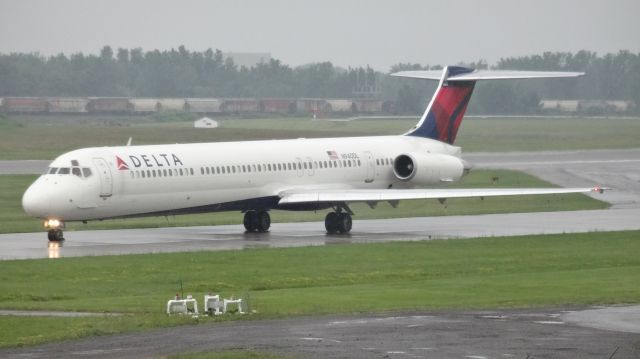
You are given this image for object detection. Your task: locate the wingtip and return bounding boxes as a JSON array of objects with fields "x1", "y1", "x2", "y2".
[{"x1": 591, "y1": 186, "x2": 610, "y2": 194}]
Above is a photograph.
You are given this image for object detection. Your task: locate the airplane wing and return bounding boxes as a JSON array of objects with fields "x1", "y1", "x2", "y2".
[{"x1": 278, "y1": 187, "x2": 606, "y2": 205}]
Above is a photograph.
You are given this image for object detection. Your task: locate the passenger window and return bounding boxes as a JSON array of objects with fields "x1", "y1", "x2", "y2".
[
  {"x1": 130, "y1": 172, "x2": 135, "y2": 179},
  {"x1": 141, "y1": 171, "x2": 146, "y2": 178}
]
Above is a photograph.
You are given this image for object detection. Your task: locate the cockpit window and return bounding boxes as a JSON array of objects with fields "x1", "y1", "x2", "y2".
[
  {"x1": 82, "y1": 168, "x2": 92, "y2": 177},
  {"x1": 48, "y1": 167, "x2": 58, "y2": 174},
  {"x1": 72, "y1": 167, "x2": 82, "y2": 177},
  {"x1": 58, "y1": 168, "x2": 70, "y2": 175}
]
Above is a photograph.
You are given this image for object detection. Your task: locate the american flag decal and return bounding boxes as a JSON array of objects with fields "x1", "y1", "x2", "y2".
[{"x1": 326, "y1": 150, "x2": 339, "y2": 160}]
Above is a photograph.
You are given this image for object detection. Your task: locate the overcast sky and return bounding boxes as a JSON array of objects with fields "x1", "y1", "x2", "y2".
[{"x1": 1, "y1": 0, "x2": 638, "y2": 71}]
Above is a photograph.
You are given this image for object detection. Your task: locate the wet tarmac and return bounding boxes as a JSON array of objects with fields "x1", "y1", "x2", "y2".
[
  {"x1": 1, "y1": 208, "x2": 639, "y2": 260},
  {"x1": 2, "y1": 306, "x2": 639, "y2": 358}
]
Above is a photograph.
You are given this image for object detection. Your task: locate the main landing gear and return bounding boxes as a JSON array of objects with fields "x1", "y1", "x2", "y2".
[
  {"x1": 44, "y1": 219, "x2": 65, "y2": 242},
  {"x1": 324, "y1": 209, "x2": 352, "y2": 234},
  {"x1": 243, "y1": 210, "x2": 271, "y2": 232}
]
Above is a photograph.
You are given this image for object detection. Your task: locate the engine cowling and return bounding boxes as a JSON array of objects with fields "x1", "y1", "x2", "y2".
[{"x1": 392, "y1": 153, "x2": 465, "y2": 186}]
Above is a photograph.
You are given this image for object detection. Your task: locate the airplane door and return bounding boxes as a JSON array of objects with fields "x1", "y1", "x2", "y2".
[
  {"x1": 364, "y1": 151, "x2": 375, "y2": 183},
  {"x1": 305, "y1": 157, "x2": 315, "y2": 176},
  {"x1": 295, "y1": 157, "x2": 304, "y2": 177},
  {"x1": 93, "y1": 158, "x2": 113, "y2": 197}
]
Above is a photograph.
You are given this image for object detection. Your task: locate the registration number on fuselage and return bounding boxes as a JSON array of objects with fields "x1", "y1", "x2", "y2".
[{"x1": 341, "y1": 152, "x2": 359, "y2": 160}]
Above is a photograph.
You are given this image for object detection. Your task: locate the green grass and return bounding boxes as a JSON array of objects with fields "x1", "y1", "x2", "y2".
[
  {"x1": 0, "y1": 115, "x2": 638, "y2": 159},
  {"x1": 0, "y1": 169, "x2": 608, "y2": 234},
  {"x1": 0, "y1": 231, "x2": 639, "y2": 347}
]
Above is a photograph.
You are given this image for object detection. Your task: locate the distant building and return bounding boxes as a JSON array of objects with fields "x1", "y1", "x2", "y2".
[
  {"x1": 223, "y1": 52, "x2": 271, "y2": 68},
  {"x1": 194, "y1": 117, "x2": 218, "y2": 129}
]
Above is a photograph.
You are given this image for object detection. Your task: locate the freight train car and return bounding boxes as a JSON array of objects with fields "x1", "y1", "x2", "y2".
[
  {"x1": 221, "y1": 98, "x2": 260, "y2": 113},
  {"x1": 87, "y1": 98, "x2": 131, "y2": 113},
  {"x1": 46, "y1": 98, "x2": 89, "y2": 113},
  {"x1": 3, "y1": 97, "x2": 48, "y2": 113},
  {"x1": 130, "y1": 98, "x2": 160, "y2": 113},
  {"x1": 157, "y1": 99, "x2": 186, "y2": 112},
  {"x1": 185, "y1": 98, "x2": 222, "y2": 113},
  {"x1": 259, "y1": 98, "x2": 296, "y2": 113},
  {"x1": 325, "y1": 99, "x2": 355, "y2": 113},
  {"x1": 353, "y1": 99, "x2": 384, "y2": 113},
  {"x1": 295, "y1": 98, "x2": 329, "y2": 114}
]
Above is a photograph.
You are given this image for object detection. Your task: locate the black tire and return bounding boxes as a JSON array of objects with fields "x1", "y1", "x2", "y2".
[
  {"x1": 256, "y1": 211, "x2": 271, "y2": 232},
  {"x1": 48, "y1": 229, "x2": 64, "y2": 242},
  {"x1": 325, "y1": 212, "x2": 339, "y2": 234},
  {"x1": 243, "y1": 211, "x2": 257, "y2": 232},
  {"x1": 337, "y1": 213, "x2": 352, "y2": 233}
]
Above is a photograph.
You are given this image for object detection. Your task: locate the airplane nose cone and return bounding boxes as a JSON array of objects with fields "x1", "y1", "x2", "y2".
[{"x1": 22, "y1": 183, "x2": 48, "y2": 218}]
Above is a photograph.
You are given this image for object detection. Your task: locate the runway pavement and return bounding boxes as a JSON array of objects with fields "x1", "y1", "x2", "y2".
[
  {"x1": 2, "y1": 306, "x2": 639, "y2": 358},
  {"x1": 1, "y1": 208, "x2": 639, "y2": 260}
]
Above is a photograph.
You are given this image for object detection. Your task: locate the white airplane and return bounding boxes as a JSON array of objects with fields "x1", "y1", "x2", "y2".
[{"x1": 22, "y1": 66, "x2": 606, "y2": 242}]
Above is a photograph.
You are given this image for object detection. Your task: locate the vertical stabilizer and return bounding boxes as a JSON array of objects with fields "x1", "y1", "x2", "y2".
[{"x1": 404, "y1": 66, "x2": 475, "y2": 144}]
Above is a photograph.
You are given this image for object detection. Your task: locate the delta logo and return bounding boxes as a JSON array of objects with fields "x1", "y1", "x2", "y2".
[
  {"x1": 115, "y1": 153, "x2": 184, "y2": 170},
  {"x1": 116, "y1": 156, "x2": 129, "y2": 170}
]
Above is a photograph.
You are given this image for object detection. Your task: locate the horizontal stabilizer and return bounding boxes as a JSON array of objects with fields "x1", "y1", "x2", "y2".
[{"x1": 391, "y1": 70, "x2": 585, "y2": 81}]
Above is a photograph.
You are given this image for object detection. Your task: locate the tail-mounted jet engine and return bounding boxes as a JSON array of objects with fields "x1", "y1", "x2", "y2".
[{"x1": 392, "y1": 153, "x2": 466, "y2": 186}]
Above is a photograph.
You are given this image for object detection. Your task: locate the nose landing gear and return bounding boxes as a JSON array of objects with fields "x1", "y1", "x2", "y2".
[
  {"x1": 44, "y1": 219, "x2": 65, "y2": 242},
  {"x1": 47, "y1": 229, "x2": 65, "y2": 242}
]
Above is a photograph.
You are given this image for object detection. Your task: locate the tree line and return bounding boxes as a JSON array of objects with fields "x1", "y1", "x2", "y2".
[{"x1": 1, "y1": 47, "x2": 638, "y2": 115}]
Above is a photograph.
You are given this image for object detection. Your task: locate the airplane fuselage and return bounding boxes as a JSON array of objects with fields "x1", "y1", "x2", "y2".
[{"x1": 22, "y1": 135, "x2": 464, "y2": 222}]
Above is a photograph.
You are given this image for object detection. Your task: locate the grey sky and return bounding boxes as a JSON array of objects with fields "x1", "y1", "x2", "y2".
[{"x1": 1, "y1": 0, "x2": 638, "y2": 71}]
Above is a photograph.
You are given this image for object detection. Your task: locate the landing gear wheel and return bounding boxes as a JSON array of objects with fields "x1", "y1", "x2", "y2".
[
  {"x1": 243, "y1": 211, "x2": 258, "y2": 232},
  {"x1": 337, "y1": 213, "x2": 352, "y2": 233},
  {"x1": 244, "y1": 210, "x2": 270, "y2": 232},
  {"x1": 47, "y1": 229, "x2": 64, "y2": 242},
  {"x1": 325, "y1": 212, "x2": 339, "y2": 234},
  {"x1": 256, "y1": 211, "x2": 271, "y2": 232}
]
